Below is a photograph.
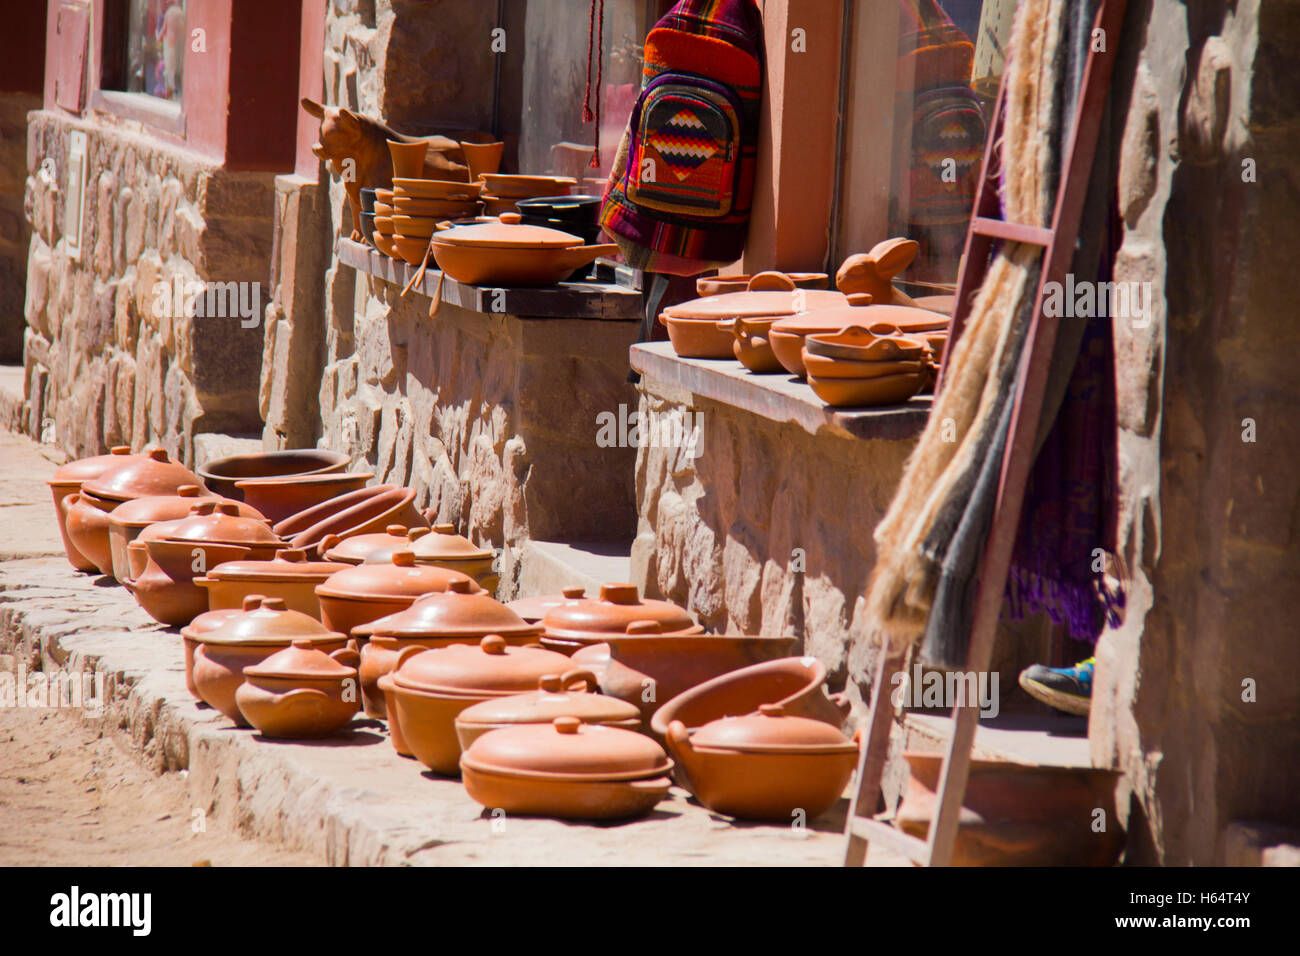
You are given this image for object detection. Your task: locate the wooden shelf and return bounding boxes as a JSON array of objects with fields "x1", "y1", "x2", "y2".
[
  {"x1": 630, "y1": 341, "x2": 931, "y2": 442},
  {"x1": 337, "y1": 238, "x2": 644, "y2": 320}
]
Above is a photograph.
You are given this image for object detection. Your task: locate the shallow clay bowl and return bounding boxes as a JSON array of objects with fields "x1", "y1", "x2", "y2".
[
  {"x1": 806, "y1": 370, "x2": 926, "y2": 407},
  {"x1": 197, "y1": 449, "x2": 349, "y2": 501},
  {"x1": 389, "y1": 215, "x2": 440, "y2": 239},
  {"x1": 392, "y1": 178, "x2": 482, "y2": 201},
  {"x1": 662, "y1": 315, "x2": 736, "y2": 359},
  {"x1": 374, "y1": 234, "x2": 398, "y2": 258},
  {"x1": 393, "y1": 196, "x2": 480, "y2": 218},
  {"x1": 235, "y1": 472, "x2": 374, "y2": 525},
  {"x1": 373, "y1": 201, "x2": 394, "y2": 217},
  {"x1": 480, "y1": 173, "x2": 576, "y2": 199},
  {"x1": 374, "y1": 188, "x2": 393, "y2": 203},
  {"x1": 803, "y1": 323, "x2": 929, "y2": 363},
  {"x1": 430, "y1": 239, "x2": 617, "y2": 287},
  {"x1": 801, "y1": 353, "x2": 927, "y2": 380},
  {"x1": 373, "y1": 216, "x2": 395, "y2": 235},
  {"x1": 392, "y1": 235, "x2": 433, "y2": 266}
]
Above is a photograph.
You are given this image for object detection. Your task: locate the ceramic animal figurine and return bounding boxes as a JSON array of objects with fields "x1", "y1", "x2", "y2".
[
  {"x1": 301, "y1": 98, "x2": 479, "y2": 240},
  {"x1": 836, "y1": 237, "x2": 924, "y2": 307}
]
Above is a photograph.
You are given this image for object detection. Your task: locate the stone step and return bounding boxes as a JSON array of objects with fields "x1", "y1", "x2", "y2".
[
  {"x1": 514, "y1": 538, "x2": 634, "y2": 600},
  {"x1": 0, "y1": 363, "x2": 25, "y2": 435},
  {"x1": 902, "y1": 709, "x2": 1093, "y2": 768}
]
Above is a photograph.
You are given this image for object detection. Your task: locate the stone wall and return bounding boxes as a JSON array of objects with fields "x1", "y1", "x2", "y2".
[
  {"x1": 22, "y1": 111, "x2": 274, "y2": 463},
  {"x1": 0, "y1": 93, "x2": 39, "y2": 362},
  {"x1": 1092, "y1": 0, "x2": 1300, "y2": 864}
]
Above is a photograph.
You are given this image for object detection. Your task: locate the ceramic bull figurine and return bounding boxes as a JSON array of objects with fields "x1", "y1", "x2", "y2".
[{"x1": 301, "y1": 98, "x2": 480, "y2": 240}]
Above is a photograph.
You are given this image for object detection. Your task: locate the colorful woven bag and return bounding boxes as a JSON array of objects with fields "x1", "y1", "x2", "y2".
[{"x1": 599, "y1": 0, "x2": 764, "y2": 277}]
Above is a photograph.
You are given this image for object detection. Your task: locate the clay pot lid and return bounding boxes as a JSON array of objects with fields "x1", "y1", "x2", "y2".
[
  {"x1": 48, "y1": 445, "x2": 134, "y2": 485},
  {"x1": 314, "y1": 550, "x2": 478, "y2": 601},
  {"x1": 391, "y1": 634, "x2": 575, "y2": 695},
  {"x1": 540, "y1": 583, "x2": 695, "y2": 640},
  {"x1": 184, "y1": 595, "x2": 267, "y2": 635},
  {"x1": 457, "y1": 673, "x2": 640, "y2": 728},
  {"x1": 155, "y1": 501, "x2": 283, "y2": 547},
  {"x1": 690, "y1": 703, "x2": 857, "y2": 754},
  {"x1": 244, "y1": 638, "x2": 357, "y2": 680},
  {"x1": 204, "y1": 548, "x2": 348, "y2": 582},
  {"x1": 320, "y1": 524, "x2": 420, "y2": 564},
  {"x1": 461, "y1": 717, "x2": 672, "y2": 781},
  {"x1": 804, "y1": 324, "x2": 930, "y2": 362},
  {"x1": 185, "y1": 597, "x2": 344, "y2": 647},
  {"x1": 353, "y1": 579, "x2": 538, "y2": 639},
  {"x1": 109, "y1": 486, "x2": 264, "y2": 529},
  {"x1": 777, "y1": 303, "x2": 948, "y2": 336},
  {"x1": 410, "y1": 522, "x2": 493, "y2": 562},
  {"x1": 505, "y1": 586, "x2": 587, "y2": 624},
  {"x1": 663, "y1": 276, "x2": 847, "y2": 320},
  {"x1": 433, "y1": 212, "x2": 583, "y2": 249},
  {"x1": 80, "y1": 447, "x2": 203, "y2": 502}
]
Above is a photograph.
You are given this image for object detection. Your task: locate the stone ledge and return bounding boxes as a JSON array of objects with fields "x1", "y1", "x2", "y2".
[
  {"x1": 0, "y1": 556, "x2": 882, "y2": 866},
  {"x1": 630, "y1": 342, "x2": 932, "y2": 442},
  {"x1": 338, "y1": 238, "x2": 644, "y2": 320}
]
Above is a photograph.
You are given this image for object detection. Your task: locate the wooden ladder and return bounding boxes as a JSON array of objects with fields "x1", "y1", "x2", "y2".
[{"x1": 844, "y1": 0, "x2": 1127, "y2": 867}]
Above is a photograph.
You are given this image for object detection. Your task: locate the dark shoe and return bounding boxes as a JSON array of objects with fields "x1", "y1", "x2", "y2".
[{"x1": 1018, "y1": 657, "x2": 1094, "y2": 716}]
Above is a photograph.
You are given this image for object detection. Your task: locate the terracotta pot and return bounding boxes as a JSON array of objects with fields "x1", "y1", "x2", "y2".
[
  {"x1": 235, "y1": 639, "x2": 361, "y2": 738},
  {"x1": 321, "y1": 524, "x2": 427, "y2": 565},
  {"x1": 196, "y1": 548, "x2": 350, "y2": 619},
  {"x1": 352, "y1": 578, "x2": 540, "y2": 716},
  {"x1": 196, "y1": 449, "x2": 349, "y2": 500},
  {"x1": 64, "y1": 491, "x2": 121, "y2": 578},
  {"x1": 126, "y1": 502, "x2": 285, "y2": 625},
  {"x1": 387, "y1": 139, "x2": 428, "y2": 180},
  {"x1": 374, "y1": 233, "x2": 398, "y2": 259},
  {"x1": 455, "y1": 672, "x2": 639, "y2": 752},
  {"x1": 650, "y1": 656, "x2": 851, "y2": 740},
  {"x1": 390, "y1": 215, "x2": 441, "y2": 239},
  {"x1": 806, "y1": 370, "x2": 927, "y2": 408},
  {"x1": 459, "y1": 140, "x2": 505, "y2": 182},
  {"x1": 392, "y1": 235, "x2": 432, "y2": 266},
  {"x1": 718, "y1": 315, "x2": 784, "y2": 372},
  {"x1": 47, "y1": 445, "x2": 134, "y2": 571},
  {"x1": 376, "y1": 673, "x2": 413, "y2": 756},
  {"x1": 665, "y1": 703, "x2": 859, "y2": 821},
  {"x1": 234, "y1": 471, "x2": 373, "y2": 525},
  {"x1": 894, "y1": 752, "x2": 1125, "y2": 866},
  {"x1": 315, "y1": 551, "x2": 478, "y2": 638},
  {"x1": 801, "y1": 353, "x2": 927, "y2": 380},
  {"x1": 505, "y1": 586, "x2": 587, "y2": 624},
  {"x1": 662, "y1": 315, "x2": 737, "y2": 359},
  {"x1": 409, "y1": 522, "x2": 499, "y2": 592},
  {"x1": 479, "y1": 173, "x2": 576, "y2": 199},
  {"x1": 373, "y1": 201, "x2": 394, "y2": 217},
  {"x1": 384, "y1": 635, "x2": 578, "y2": 774},
  {"x1": 182, "y1": 596, "x2": 267, "y2": 699},
  {"x1": 430, "y1": 215, "x2": 617, "y2": 287},
  {"x1": 563, "y1": 632, "x2": 798, "y2": 728},
  {"x1": 392, "y1": 178, "x2": 482, "y2": 201},
  {"x1": 277, "y1": 485, "x2": 424, "y2": 555},
  {"x1": 539, "y1": 583, "x2": 696, "y2": 641},
  {"x1": 182, "y1": 596, "x2": 348, "y2": 725},
  {"x1": 392, "y1": 196, "x2": 481, "y2": 219},
  {"x1": 460, "y1": 717, "x2": 673, "y2": 821},
  {"x1": 695, "y1": 272, "x2": 829, "y2": 297},
  {"x1": 108, "y1": 485, "x2": 265, "y2": 585}
]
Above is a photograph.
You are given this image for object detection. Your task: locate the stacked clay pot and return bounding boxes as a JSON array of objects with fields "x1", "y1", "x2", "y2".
[
  {"x1": 800, "y1": 321, "x2": 938, "y2": 407},
  {"x1": 126, "y1": 501, "x2": 284, "y2": 625},
  {"x1": 351, "y1": 578, "x2": 541, "y2": 718}
]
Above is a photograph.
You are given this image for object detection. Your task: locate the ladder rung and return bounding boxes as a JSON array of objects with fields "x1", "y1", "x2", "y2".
[
  {"x1": 969, "y1": 217, "x2": 1054, "y2": 246},
  {"x1": 847, "y1": 817, "x2": 931, "y2": 864}
]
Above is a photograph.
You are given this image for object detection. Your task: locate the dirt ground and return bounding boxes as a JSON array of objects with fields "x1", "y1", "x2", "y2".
[{"x1": 0, "y1": 681, "x2": 318, "y2": 867}]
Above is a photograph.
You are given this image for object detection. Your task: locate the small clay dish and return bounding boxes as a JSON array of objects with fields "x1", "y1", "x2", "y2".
[
  {"x1": 392, "y1": 235, "x2": 432, "y2": 266},
  {"x1": 373, "y1": 201, "x2": 394, "y2": 217},
  {"x1": 390, "y1": 215, "x2": 440, "y2": 239},
  {"x1": 801, "y1": 353, "x2": 927, "y2": 380},
  {"x1": 806, "y1": 370, "x2": 927, "y2": 407},
  {"x1": 480, "y1": 173, "x2": 577, "y2": 199}
]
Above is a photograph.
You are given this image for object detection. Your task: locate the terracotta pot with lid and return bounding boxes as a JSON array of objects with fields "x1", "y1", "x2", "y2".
[
  {"x1": 665, "y1": 703, "x2": 859, "y2": 821},
  {"x1": 660, "y1": 273, "x2": 848, "y2": 360},
  {"x1": 235, "y1": 638, "x2": 361, "y2": 738},
  {"x1": 429, "y1": 213, "x2": 617, "y2": 286},
  {"x1": 125, "y1": 501, "x2": 284, "y2": 625},
  {"x1": 234, "y1": 471, "x2": 374, "y2": 525},
  {"x1": 65, "y1": 447, "x2": 203, "y2": 577},
  {"x1": 408, "y1": 522, "x2": 498, "y2": 592},
  {"x1": 48, "y1": 445, "x2": 133, "y2": 571},
  {"x1": 505, "y1": 586, "x2": 587, "y2": 624},
  {"x1": 320, "y1": 524, "x2": 429, "y2": 565},
  {"x1": 351, "y1": 578, "x2": 541, "y2": 717},
  {"x1": 379, "y1": 635, "x2": 580, "y2": 774},
  {"x1": 181, "y1": 596, "x2": 349, "y2": 724},
  {"x1": 181, "y1": 595, "x2": 266, "y2": 699},
  {"x1": 696, "y1": 272, "x2": 829, "y2": 297},
  {"x1": 314, "y1": 551, "x2": 479, "y2": 638},
  {"x1": 107, "y1": 484, "x2": 266, "y2": 585},
  {"x1": 539, "y1": 583, "x2": 698, "y2": 643},
  {"x1": 196, "y1": 548, "x2": 350, "y2": 619},
  {"x1": 460, "y1": 716, "x2": 673, "y2": 821},
  {"x1": 454, "y1": 671, "x2": 640, "y2": 752}
]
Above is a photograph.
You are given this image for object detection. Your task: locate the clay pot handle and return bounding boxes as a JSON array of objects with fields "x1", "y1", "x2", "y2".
[
  {"x1": 866, "y1": 321, "x2": 903, "y2": 337},
  {"x1": 499, "y1": 212, "x2": 523, "y2": 225},
  {"x1": 599, "y1": 583, "x2": 640, "y2": 605},
  {"x1": 111, "y1": 445, "x2": 131, "y2": 455},
  {"x1": 664, "y1": 719, "x2": 692, "y2": 757},
  {"x1": 561, "y1": 586, "x2": 585, "y2": 599},
  {"x1": 318, "y1": 534, "x2": 342, "y2": 554},
  {"x1": 394, "y1": 645, "x2": 426, "y2": 669},
  {"x1": 560, "y1": 668, "x2": 599, "y2": 693},
  {"x1": 845, "y1": 293, "x2": 874, "y2": 307},
  {"x1": 330, "y1": 646, "x2": 361, "y2": 669},
  {"x1": 746, "y1": 271, "x2": 796, "y2": 292}
]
